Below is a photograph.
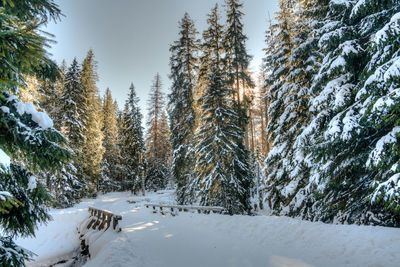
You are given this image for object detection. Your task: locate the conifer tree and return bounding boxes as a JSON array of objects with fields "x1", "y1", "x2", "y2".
[
  {"x1": 121, "y1": 83, "x2": 146, "y2": 193},
  {"x1": 18, "y1": 61, "x2": 82, "y2": 208},
  {"x1": 263, "y1": 0, "x2": 400, "y2": 226},
  {"x1": 0, "y1": 0, "x2": 71, "y2": 265},
  {"x1": 223, "y1": 0, "x2": 255, "y2": 147},
  {"x1": 301, "y1": 0, "x2": 400, "y2": 225},
  {"x1": 194, "y1": 5, "x2": 251, "y2": 214},
  {"x1": 37, "y1": 78, "x2": 60, "y2": 123},
  {"x1": 54, "y1": 58, "x2": 88, "y2": 202},
  {"x1": 263, "y1": 0, "x2": 328, "y2": 218},
  {"x1": 80, "y1": 50, "x2": 104, "y2": 190},
  {"x1": 100, "y1": 88, "x2": 120, "y2": 191},
  {"x1": 60, "y1": 58, "x2": 86, "y2": 150},
  {"x1": 19, "y1": 76, "x2": 41, "y2": 106},
  {"x1": 356, "y1": 0, "x2": 400, "y2": 224},
  {"x1": 168, "y1": 12, "x2": 199, "y2": 203},
  {"x1": 146, "y1": 74, "x2": 171, "y2": 190}
]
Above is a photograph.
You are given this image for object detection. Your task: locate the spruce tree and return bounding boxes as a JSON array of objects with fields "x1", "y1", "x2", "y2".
[
  {"x1": 295, "y1": 0, "x2": 376, "y2": 224},
  {"x1": 262, "y1": 0, "x2": 296, "y2": 213},
  {"x1": 0, "y1": 0, "x2": 71, "y2": 265},
  {"x1": 80, "y1": 50, "x2": 104, "y2": 191},
  {"x1": 302, "y1": 0, "x2": 400, "y2": 225},
  {"x1": 357, "y1": 0, "x2": 400, "y2": 224},
  {"x1": 146, "y1": 74, "x2": 171, "y2": 190},
  {"x1": 18, "y1": 60, "x2": 82, "y2": 208},
  {"x1": 168, "y1": 12, "x2": 199, "y2": 204},
  {"x1": 223, "y1": 0, "x2": 255, "y2": 147},
  {"x1": 60, "y1": 58, "x2": 86, "y2": 151},
  {"x1": 121, "y1": 83, "x2": 146, "y2": 193},
  {"x1": 100, "y1": 88, "x2": 120, "y2": 191},
  {"x1": 263, "y1": 0, "x2": 400, "y2": 226},
  {"x1": 194, "y1": 5, "x2": 251, "y2": 214},
  {"x1": 263, "y1": 0, "x2": 328, "y2": 218},
  {"x1": 55, "y1": 58, "x2": 88, "y2": 203}
]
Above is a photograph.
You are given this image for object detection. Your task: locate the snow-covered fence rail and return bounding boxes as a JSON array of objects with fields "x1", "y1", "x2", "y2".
[
  {"x1": 87, "y1": 206, "x2": 122, "y2": 232},
  {"x1": 144, "y1": 203, "x2": 225, "y2": 215}
]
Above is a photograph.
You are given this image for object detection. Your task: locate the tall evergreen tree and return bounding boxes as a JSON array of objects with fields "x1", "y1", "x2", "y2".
[
  {"x1": 0, "y1": 0, "x2": 71, "y2": 265},
  {"x1": 301, "y1": 0, "x2": 400, "y2": 225},
  {"x1": 121, "y1": 83, "x2": 146, "y2": 193},
  {"x1": 168, "y1": 12, "x2": 199, "y2": 204},
  {"x1": 146, "y1": 74, "x2": 171, "y2": 190},
  {"x1": 80, "y1": 50, "x2": 104, "y2": 190},
  {"x1": 18, "y1": 60, "x2": 82, "y2": 208},
  {"x1": 194, "y1": 5, "x2": 251, "y2": 214},
  {"x1": 223, "y1": 0, "x2": 255, "y2": 147},
  {"x1": 356, "y1": 0, "x2": 400, "y2": 224},
  {"x1": 263, "y1": 0, "x2": 400, "y2": 226},
  {"x1": 263, "y1": 0, "x2": 328, "y2": 218},
  {"x1": 60, "y1": 58, "x2": 85, "y2": 150},
  {"x1": 100, "y1": 88, "x2": 120, "y2": 191}
]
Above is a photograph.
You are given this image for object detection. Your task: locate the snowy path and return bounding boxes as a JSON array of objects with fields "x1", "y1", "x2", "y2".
[{"x1": 17, "y1": 191, "x2": 400, "y2": 267}]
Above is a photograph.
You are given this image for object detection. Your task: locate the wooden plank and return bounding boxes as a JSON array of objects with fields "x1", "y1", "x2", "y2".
[
  {"x1": 87, "y1": 207, "x2": 122, "y2": 232},
  {"x1": 144, "y1": 203, "x2": 225, "y2": 213}
]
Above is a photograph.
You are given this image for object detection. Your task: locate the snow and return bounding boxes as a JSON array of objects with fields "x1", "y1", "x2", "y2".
[
  {"x1": 0, "y1": 191, "x2": 13, "y2": 201},
  {"x1": 16, "y1": 190, "x2": 400, "y2": 267},
  {"x1": 7, "y1": 95, "x2": 54, "y2": 129},
  {"x1": 371, "y1": 88, "x2": 400, "y2": 116},
  {"x1": 350, "y1": 0, "x2": 367, "y2": 19},
  {"x1": 27, "y1": 176, "x2": 37, "y2": 191},
  {"x1": 0, "y1": 148, "x2": 11, "y2": 168},
  {"x1": 374, "y1": 12, "x2": 400, "y2": 44},
  {"x1": 371, "y1": 173, "x2": 400, "y2": 203},
  {"x1": 367, "y1": 127, "x2": 400, "y2": 167},
  {"x1": 15, "y1": 201, "x2": 91, "y2": 266},
  {"x1": 0, "y1": 106, "x2": 10, "y2": 113}
]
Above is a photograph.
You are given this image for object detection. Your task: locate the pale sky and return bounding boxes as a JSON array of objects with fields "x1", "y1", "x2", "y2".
[{"x1": 44, "y1": 0, "x2": 279, "y2": 118}]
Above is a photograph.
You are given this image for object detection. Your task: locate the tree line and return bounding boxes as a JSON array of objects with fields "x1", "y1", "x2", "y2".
[
  {"x1": 1, "y1": 0, "x2": 400, "y2": 265},
  {"x1": 262, "y1": 0, "x2": 400, "y2": 226},
  {"x1": 19, "y1": 55, "x2": 176, "y2": 207},
  {"x1": 168, "y1": 0, "x2": 400, "y2": 226}
]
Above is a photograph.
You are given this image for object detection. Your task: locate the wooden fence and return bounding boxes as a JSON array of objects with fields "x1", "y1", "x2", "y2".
[
  {"x1": 144, "y1": 203, "x2": 225, "y2": 215},
  {"x1": 86, "y1": 206, "x2": 122, "y2": 232}
]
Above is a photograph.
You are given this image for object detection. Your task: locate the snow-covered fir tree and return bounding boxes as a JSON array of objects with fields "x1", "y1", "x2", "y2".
[
  {"x1": 146, "y1": 74, "x2": 172, "y2": 190},
  {"x1": 0, "y1": 0, "x2": 72, "y2": 265},
  {"x1": 121, "y1": 83, "x2": 146, "y2": 193},
  {"x1": 301, "y1": 0, "x2": 400, "y2": 226},
  {"x1": 263, "y1": 0, "x2": 400, "y2": 226},
  {"x1": 60, "y1": 58, "x2": 86, "y2": 151},
  {"x1": 263, "y1": 0, "x2": 328, "y2": 218},
  {"x1": 193, "y1": 4, "x2": 251, "y2": 214},
  {"x1": 168, "y1": 12, "x2": 199, "y2": 204},
  {"x1": 356, "y1": 0, "x2": 400, "y2": 225},
  {"x1": 262, "y1": 0, "x2": 296, "y2": 212}
]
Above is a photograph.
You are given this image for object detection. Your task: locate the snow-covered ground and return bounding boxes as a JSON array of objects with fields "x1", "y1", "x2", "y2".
[{"x1": 17, "y1": 190, "x2": 400, "y2": 267}]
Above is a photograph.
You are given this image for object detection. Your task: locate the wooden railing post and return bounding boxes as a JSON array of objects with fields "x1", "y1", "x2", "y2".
[{"x1": 87, "y1": 207, "x2": 122, "y2": 232}]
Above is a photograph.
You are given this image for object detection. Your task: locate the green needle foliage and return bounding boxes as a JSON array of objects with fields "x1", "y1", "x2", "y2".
[{"x1": 0, "y1": 0, "x2": 72, "y2": 265}]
